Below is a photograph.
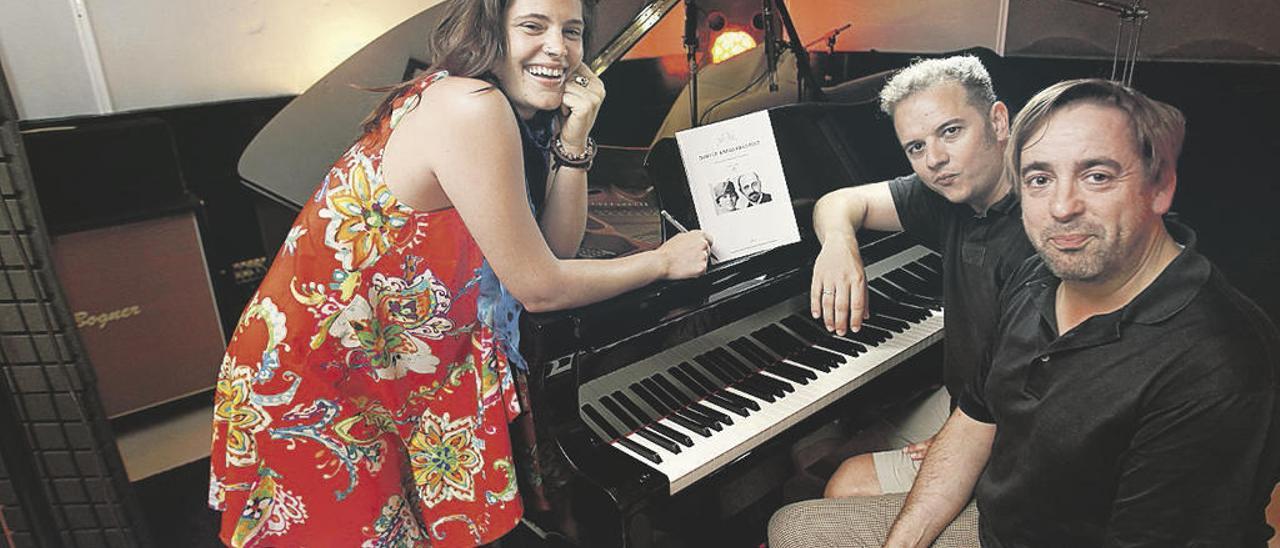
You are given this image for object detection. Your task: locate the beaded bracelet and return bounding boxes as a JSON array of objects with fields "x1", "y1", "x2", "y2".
[{"x1": 551, "y1": 135, "x2": 596, "y2": 171}]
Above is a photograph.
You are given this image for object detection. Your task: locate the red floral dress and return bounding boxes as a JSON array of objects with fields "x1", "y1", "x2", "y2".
[{"x1": 209, "y1": 72, "x2": 524, "y2": 547}]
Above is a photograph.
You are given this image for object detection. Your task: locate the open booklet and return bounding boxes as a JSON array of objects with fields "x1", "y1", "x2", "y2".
[{"x1": 675, "y1": 110, "x2": 801, "y2": 264}]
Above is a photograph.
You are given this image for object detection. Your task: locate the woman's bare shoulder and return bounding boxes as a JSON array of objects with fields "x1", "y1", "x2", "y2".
[{"x1": 407, "y1": 75, "x2": 513, "y2": 128}]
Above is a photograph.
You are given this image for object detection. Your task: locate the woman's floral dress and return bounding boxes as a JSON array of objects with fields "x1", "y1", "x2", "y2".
[{"x1": 209, "y1": 72, "x2": 526, "y2": 547}]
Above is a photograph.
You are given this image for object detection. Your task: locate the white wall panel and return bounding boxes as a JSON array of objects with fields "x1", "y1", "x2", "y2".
[
  {"x1": 0, "y1": 0, "x2": 104, "y2": 119},
  {"x1": 84, "y1": 0, "x2": 443, "y2": 113}
]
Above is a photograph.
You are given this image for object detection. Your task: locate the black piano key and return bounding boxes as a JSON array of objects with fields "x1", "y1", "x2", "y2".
[
  {"x1": 669, "y1": 412, "x2": 713, "y2": 437},
  {"x1": 680, "y1": 405, "x2": 724, "y2": 432},
  {"x1": 870, "y1": 274, "x2": 942, "y2": 303},
  {"x1": 910, "y1": 257, "x2": 939, "y2": 276},
  {"x1": 638, "y1": 382, "x2": 712, "y2": 436},
  {"x1": 651, "y1": 421, "x2": 693, "y2": 447},
  {"x1": 720, "y1": 344, "x2": 792, "y2": 394},
  {"x1": 823, "y1": 337, "x2": 867, "y2": 359},
  {"x1": 750, "y1": 330, "x2": 792, "y2": 358},
  {"x1": 747, "y1": 369, "x2": 793, "y2": 395},
  {"x1": 669, "y1": 369, "x2": 749, "y2": 417},
  {"x1": 865, "y1": 313, "x2": 910, "y2": 333},
  {"x1": 751, "y1": 325, "x2": 805, "y2": 357},
  {"x1": 729, "y1": 338, "x2": 776, "y2": 368},
  {"x1": 582, "y1": 403, "x2": 622, "y2": 440},
  {"x1": 627, "y1": 381, "x2": 696, "y2": 445},
  {"x1": 652, "y1": 375, "x2": 723, "y2": 432},
  {"x1": 704, "y1": 393, "x2": 751, "y2": 417},
  {"x1": 635, "y1": 428, "x2": 681, "y2": 454},
  {"x1": 717, "y1": 350, "x2": 773, "y2": 397},
  {"x1": 767, "y1": 363, "x2": 813, "y2": 384},
  {"x1": 898, "y1": 265, "x2": 936, "y2": 287},
  {"x1": 717, "y1": 387, "x2": 761, "y2": 411},
  {"x1": 779, "y1": 316, "x2": 864, "y2": 361},
  {"x1": 796, "y1": 346, "x2": 842, "y2": 369},
  {"x1": 642, "y1": 377, "x2": 683, "y2": 411},
  {"x1": 710, "y1": 348, "x2": 754, "y2": 378},
  {"x1": 785, "y1": 312, "x2": 886, "y2": 346},
  {"x1": 652, "y1": 373, "x2": 694, "y2": 404},
  {"x1": 693, "y1": 372, "x2": 760, "y2": 411},
  {"x1": 631, "y1": 382, "x2": 673, "y2": 414},
  {"x1": 866, "y1": 288, "x2": 928, "y2": 323},
  {"x1": 904, "y1": 261, "x2": 940, "y2": 282},
  {"x1": 909, "y1": 257, "x2": 942, "y2": 277},
  {"x1": 680, "y1": 363, "x2": 745, "y2": 410},
  {"x1": 853, "y1": 323, "x2": 893, "y2": 344},
  {"x1": 784, "y1": 361, "x2": 818, "y2": 380},
  {"x1": 613, "y1": 390, "x2": 658, "y2": 425},
  {"x1": 784, "y1": 357, "x2": 830, "y2": 375},
  {"x1": 731, "y1": 376, "x2": 777, "y2": 402},
  {"x1": 628, "y1": 384, "x2": 696, "y2": 446},
  {"x1": 696, "y1": 354, "x2": 741, "y2": 384},
  {"x1": 600, "y1": 394, "x2": 641, "y2": 431},
  {"x1": 690, "y1": 401, "x2": 733, "y2": 426},
  {"x1": 679, "y1": 363, "x2": 730, "y2": 396},
  {"x1": 871, "y1": 277, "x2": 942, "y2": 311},
  {"x1": 617, "y1": 437, "x2": 662, "y2": 464},
  {"x1": 747, "y1": 327, "x2": 793, "y2": 358},
  {"x1": 904, "y1": 262, "x2": 944, "y2": 298},
  {"x1": 921, "y1": 252, "x2": 943, "y2": 272},
  {"x1": 730, "y1": 358, "x2": 780, "y2": 392},
  {"x1": 884, "y1": 269, "x2": 936, "y2": 301},
  {"x1": 789, "y1": 352, "x2": 835, "y2": 373},
  {"x1": 666, "y1": 368, "x2": 706, "y2": 398}
]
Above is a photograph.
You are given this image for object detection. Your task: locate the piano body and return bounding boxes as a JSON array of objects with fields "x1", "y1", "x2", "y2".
[{"x1": 238, "y1": 1, "x2": 950, "y2": 545}]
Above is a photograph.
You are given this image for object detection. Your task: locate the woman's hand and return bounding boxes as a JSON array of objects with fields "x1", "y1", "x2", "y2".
[
  {"x1": 658, "y1": 231, "x2": 712, "y2": 280},
  {"x1": 559, "y1": 64, "x2": 605, "y2": 153}
]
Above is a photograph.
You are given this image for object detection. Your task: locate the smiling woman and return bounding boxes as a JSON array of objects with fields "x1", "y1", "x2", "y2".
[{"x1": 207, "y1": 0, "x2": 713, "y2": 546}]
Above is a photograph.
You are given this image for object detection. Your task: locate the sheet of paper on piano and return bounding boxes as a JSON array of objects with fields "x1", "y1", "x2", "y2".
[{"x1": 675, "y1": 110, "x2": 801, "y2": 263}]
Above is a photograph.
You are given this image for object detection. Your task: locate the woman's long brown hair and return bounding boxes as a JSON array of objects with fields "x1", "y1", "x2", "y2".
[{"x1": 360, "y1": 0, "x2": 594, "y2": 134}]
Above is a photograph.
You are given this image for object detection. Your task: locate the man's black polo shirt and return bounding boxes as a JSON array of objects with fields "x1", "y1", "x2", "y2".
[
  {"x1": 889, "y1": 174, "x2": 1037, "y2": 399},
  {"x1": 959, "y1": 221, "x2": 1280, "y2": 547}
]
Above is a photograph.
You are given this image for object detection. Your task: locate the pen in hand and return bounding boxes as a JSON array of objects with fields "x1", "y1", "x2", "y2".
[{"x1": 659, "y1": 209, "x2": 718, "y2": 262}]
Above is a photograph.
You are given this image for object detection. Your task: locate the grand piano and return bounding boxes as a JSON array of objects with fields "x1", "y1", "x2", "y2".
[{"x1": 234, "y1": 2, "x2": 975, "y2": 546}]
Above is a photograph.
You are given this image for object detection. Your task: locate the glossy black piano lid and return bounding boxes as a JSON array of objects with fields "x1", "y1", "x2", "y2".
[{"x1": 238, "y1": 0, "x2": 676, "y2": 211}]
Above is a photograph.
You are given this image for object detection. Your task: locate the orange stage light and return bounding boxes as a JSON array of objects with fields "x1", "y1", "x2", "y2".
[{"x1": 710, "y1": 30, "x2": 757, "y2": 64}]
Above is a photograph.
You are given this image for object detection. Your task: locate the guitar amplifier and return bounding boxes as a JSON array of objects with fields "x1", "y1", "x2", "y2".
[{"x1": 48, "y1": 211, "x2": 225, "y2": 417}]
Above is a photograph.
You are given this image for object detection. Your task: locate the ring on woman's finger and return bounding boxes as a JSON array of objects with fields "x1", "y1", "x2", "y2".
[
  {"x1": 573, "y1": 75, "x2": 590, "y2": 87},
  {"x1": 821, "y1": 288, "x2": 835, "y2": 296}
]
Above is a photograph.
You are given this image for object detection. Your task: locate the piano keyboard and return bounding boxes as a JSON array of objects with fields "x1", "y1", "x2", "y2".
[{"x1": 579, "y1": 245, "x2": 944, "y2": 494}]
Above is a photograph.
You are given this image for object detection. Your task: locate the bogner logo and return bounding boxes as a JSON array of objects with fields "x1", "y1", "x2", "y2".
[{"x1": 74, "y1": 305, "x2": 143, "y2": 330}]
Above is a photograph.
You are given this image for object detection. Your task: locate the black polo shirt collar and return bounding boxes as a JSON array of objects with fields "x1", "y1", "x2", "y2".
[
  {"x1": 1022, "y1": 219, "x2": 1209, "y2": 353},
  {"x1": 975, "y1": 186, "x2": 1019, "y2": 219}
]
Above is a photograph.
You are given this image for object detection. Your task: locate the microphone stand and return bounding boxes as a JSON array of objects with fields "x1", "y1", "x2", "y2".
[
  {"x1": 762, "y1": 0, "x2": 778, "y2": 92},
  {"x1": 1057, "y1": 0, "x2": 1149, "y2": 86},
  {"x1": 685, "y1": 0, "x2": 701, "y2": 127},
  {"x1": 763, "y1": 0, "x2": 824, "y2": 102}
]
